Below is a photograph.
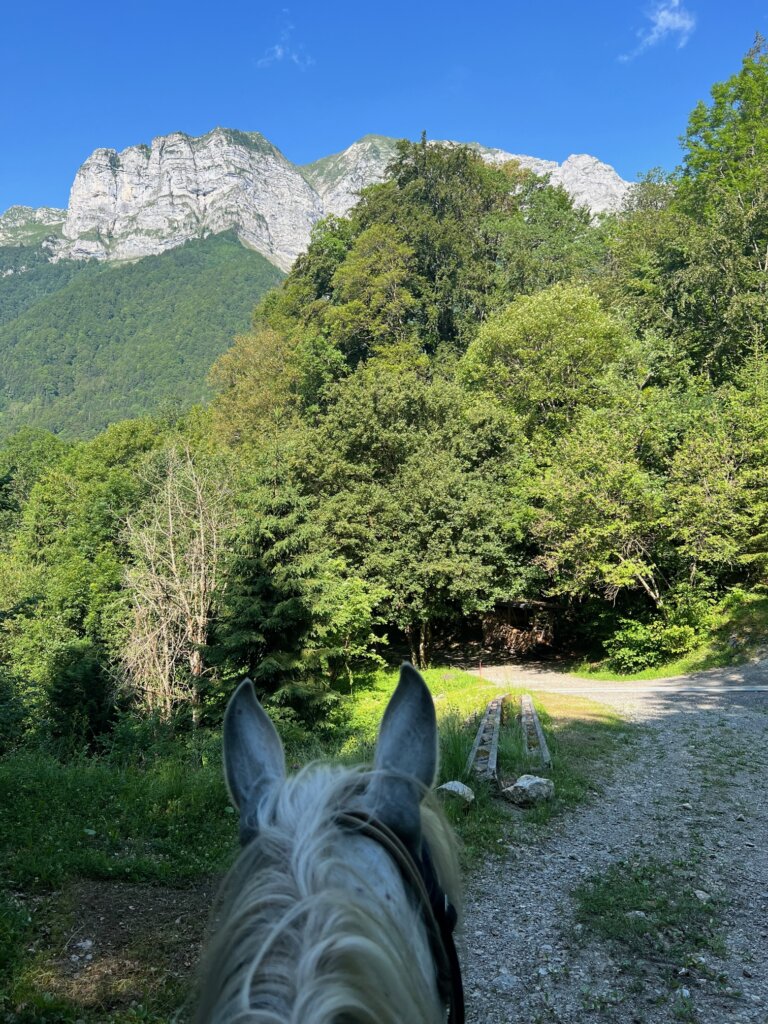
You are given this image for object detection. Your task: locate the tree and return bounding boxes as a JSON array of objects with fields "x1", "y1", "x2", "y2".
[
  {"x1": 290, "y1": 357, "x2": 535, "y2": 665},
  {"x1": 534, "y1": 409, "x2": 668, "y2": 607},
  {"x1": 460, "y1": 283, "x2": 632, "y2": 434},
  {"x1": 121, "y1": 446, "x2": 232, "y2": 721},
  {"x1": 679, "y1": 35, "x2": 768, "y2": 217},
  {"x1": 603, "y1": 42, "x2": 768, "y2": 382},
  {"x1": 666, "y1": 356, "x2": 768, "y2": 585}
]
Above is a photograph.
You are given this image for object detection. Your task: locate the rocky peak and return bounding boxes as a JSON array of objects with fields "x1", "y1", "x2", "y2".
[
  {"x1": 549, "y1": 154, "x2": 630, "y2": 215},
  {"x1": 48, "y1": 129, "x2": 631, "y2": 270},
  {"x1": 301, "y1": 135, "x2": 399, "y2": 216},
  {"x1": 60, "y1": 127, "x2": 323, "y2": 270},
  {"x1": 0, "y1": 205, "x2": 66, "y2": 246}
]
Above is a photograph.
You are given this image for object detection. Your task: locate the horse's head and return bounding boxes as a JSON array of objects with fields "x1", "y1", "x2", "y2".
[
  {"x1": 224, "y1": 662, "x2": 439, "y2": 853},
  {"x1": 197, "y1": 664, "x2": 462, "y2": 1024}
]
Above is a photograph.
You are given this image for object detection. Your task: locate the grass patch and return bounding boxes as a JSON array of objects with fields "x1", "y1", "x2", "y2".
[
  {"x1": 573, "y1": 590, "x2": 768, "y2": 682},
  {"x1": 0, "y1": 747, "x2": 237, "y2": 891},
  {"x1": 574, "y1": 856, "x2": 724, "y2": 965},
  {"x1": 520, "y1": 693, "x2": 633, "y2": 821}
]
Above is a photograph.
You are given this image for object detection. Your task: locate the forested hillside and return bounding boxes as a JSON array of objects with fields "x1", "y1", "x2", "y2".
[
  {"x1": 1, "y1": 44, "x2": 768, "y2": 753},
  {"x1": 0, "y1": 232, "x2": 283, "y2": 437}
]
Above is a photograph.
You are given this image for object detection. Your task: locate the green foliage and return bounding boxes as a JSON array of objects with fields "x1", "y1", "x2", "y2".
[
  {"x1": 45, "y1": 639, "x2": 114, "y2": 746},
  {"x1": 679, "y1": 35, "x2": 768, "y2": 216},
  {"x1": 0, "y1": 232, "x2": 283, "y2": 438},
  {"x1": 605, "y1": 40, "x2": 768, "y2": 382},
  {"x1": 287, "y1": 356, "x2": 537, "y2": 665},
  {"x1": 460, "y1": 282, "x2": 632, "y2": 433},
  {"x1": 605, "y1": 618, "x2": 700, "y2": 673},
  {"x1": 534, "y1": 407, "x2": 668, "y2": 605},
  {"x1": 260, "y1": 137, "x2": 606, "y2": 389}
]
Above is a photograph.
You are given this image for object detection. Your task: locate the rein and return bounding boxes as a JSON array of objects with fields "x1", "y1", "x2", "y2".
[{"x1": 336, "y1": 810, "x2": 465, "y2": 1024}]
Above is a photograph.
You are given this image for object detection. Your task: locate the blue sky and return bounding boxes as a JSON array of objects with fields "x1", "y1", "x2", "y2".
[{"x1": 1, "y1": 0, "x2": 766, "y2": 211}]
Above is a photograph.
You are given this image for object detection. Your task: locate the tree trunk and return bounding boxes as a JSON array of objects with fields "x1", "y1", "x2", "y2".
[
  {"x1": 189, "y1": 649, "x2": 204, "y2": 728},
  {"x1": 418, "y1": 622, "x2": 431, "y2": 669},
  {"x1": 405, "y1": 624, "x2": 420, "y2": 667}
]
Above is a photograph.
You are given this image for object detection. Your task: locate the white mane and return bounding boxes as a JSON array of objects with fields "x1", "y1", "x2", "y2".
[{"x1": 196, "y1": 763, "x2": 460, "y2": 1024}]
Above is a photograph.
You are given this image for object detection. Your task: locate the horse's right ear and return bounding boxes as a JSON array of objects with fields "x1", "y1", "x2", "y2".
[{"x1": 223, "y1": 679, "x2": 285, "y2": 840}]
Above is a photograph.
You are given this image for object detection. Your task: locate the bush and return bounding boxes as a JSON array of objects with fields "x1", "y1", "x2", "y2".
[
  {"x1": 46, "y1": 640, "x2": 114, "y2": 748},
  {"x1": 0, "y1": 672, "x2": 27, "y2": 756},
  {"x1": 605, "y1": 618, "x2": 700, "y2": 673}
]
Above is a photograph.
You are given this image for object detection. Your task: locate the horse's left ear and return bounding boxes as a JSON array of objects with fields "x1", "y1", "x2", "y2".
[
  {"x1": 223, "y1": 678, "x2": 286, "y2": 842},
  {"x1": 366, "y1": 662, "x2": 438, "y2": 848}
]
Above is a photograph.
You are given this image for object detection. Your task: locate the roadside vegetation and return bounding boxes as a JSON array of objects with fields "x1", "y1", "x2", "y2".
[
  {"x1": 0, "y1": 668, "x2": 630, "y2": 1023},
  {"x1": 572, "y1": 589, "x2": 768, "y2": 681}
]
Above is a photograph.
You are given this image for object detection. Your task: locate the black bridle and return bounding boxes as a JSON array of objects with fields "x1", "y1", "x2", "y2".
[{"x1": 337, "y1": 810, "x2": 465, "y2": 1024}]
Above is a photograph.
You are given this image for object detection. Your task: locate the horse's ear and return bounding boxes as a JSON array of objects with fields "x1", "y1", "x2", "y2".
[
  {"x1": 366, "y1": 662, "x2": 438, "y2": 847},
  {"x1": 223, "y1": 678, "x2": 285, "y2": 840}
]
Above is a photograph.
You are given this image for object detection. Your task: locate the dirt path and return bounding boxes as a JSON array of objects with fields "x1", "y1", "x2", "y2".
[{"x1": 461, "y1": 664, "x2": 768, "y2": 1023}]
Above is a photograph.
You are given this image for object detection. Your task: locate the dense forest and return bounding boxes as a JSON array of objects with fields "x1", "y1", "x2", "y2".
[
  {"x1": 0, "y1": 232, "x2": 283, "y2": 437},
  {"x1": 1, "y1": 43, "x2": 768, "y2": 752}
]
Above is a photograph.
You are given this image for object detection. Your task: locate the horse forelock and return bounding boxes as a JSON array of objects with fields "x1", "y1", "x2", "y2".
[{"x1": 196, "y1": 763, "x2": 460, "y2": 1024}]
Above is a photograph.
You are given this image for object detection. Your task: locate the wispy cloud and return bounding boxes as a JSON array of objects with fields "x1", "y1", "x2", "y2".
[
  {"x1": 620, "y1": 0, "x2": 696, "y2": 61},
  {"x1": 257, "y1": 10, "x2": 314, "y2": 71}
]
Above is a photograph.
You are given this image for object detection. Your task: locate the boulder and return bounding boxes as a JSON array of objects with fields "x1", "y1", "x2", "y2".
[{"x1": 502, "y1": 774, "x2": 555, "y2": 806}]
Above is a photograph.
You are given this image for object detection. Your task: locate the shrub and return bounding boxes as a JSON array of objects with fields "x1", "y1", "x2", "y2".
[
  {"x1": 0, "y1": 672, "x2": 27, "y2": 756},
  {"x1": 605, "y1": 618, "x2": 700, "y2": 673}
]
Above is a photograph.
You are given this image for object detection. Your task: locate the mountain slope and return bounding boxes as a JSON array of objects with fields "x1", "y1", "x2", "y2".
[{"x1": 0, "y1": 231, "x2": 283, "y2": 437}]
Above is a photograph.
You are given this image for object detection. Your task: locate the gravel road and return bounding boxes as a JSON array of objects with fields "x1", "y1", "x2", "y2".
[{"x1": 460, "y1": 662, "x2": 768, "y2": 1023}]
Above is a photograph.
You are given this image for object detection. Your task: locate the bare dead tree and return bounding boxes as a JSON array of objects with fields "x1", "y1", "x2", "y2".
[{"x1": 121, "y1": 446, "x2": 231, "y2": 721}]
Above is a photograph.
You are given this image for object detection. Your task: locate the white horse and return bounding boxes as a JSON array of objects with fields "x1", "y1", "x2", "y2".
[{"x1": 196, "y1": 663, "x2": 464, "y2": 1024}]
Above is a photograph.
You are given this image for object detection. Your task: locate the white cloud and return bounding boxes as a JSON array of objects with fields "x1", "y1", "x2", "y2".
[
  {"x1": 621, "y1": 0, "x2": 696, "y2": 61},
  {"x1": 256, "y1": 12, "x2": 314, "y2": 70}
]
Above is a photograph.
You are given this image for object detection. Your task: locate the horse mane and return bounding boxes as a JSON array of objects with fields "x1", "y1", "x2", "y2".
[{"x1": 195, "y1": 762, "x2": 460, "y2": 1024}]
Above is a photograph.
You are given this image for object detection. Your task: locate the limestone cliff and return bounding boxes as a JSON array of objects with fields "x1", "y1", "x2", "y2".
[
  {"x1": 12, "y1": 129, "x2": 631, "y2": 271},
  {"x1": 59, "y1": 129, "x2": 322, "y2": 271}
]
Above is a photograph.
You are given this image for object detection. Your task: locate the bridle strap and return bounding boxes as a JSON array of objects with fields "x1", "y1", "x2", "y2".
[{"x1": 336, "y1": 811, "x2": 465, "y2": 1024}]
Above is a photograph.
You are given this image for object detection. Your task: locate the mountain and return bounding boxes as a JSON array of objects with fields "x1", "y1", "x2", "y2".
[
  {"x1": 0, "y1": 128, "x2": 630, "y2": 438},
  {"x1": 300, "y1": 135, "x2": 401, "y2": 217},
  {"x1": 57, "y1": 129, "x2": 321, "y2": 272},
  {"x1": 40, "y1": 129, "x2": 630, "y2": 272},
  {"x1": 0, "y1": 232, "x2": 283, "y2": 437},
  {"x1": 0, "y1": 206, "x2": 66, "y2": 248}
]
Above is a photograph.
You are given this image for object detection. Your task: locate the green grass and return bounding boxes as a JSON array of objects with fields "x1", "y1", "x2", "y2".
[
  {"x1": 572, "y1": 591, "x2": 768, "y2": 682},
  {"x1": 574, "y1": 855, "x2": 725, "y2": 964},
  {"x1": 0, "y1": 744, "x2": 237, "y2": 891}
]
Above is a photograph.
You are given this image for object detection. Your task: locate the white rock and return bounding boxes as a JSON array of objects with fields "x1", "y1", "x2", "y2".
[
  {"x1": 58, "y1": 128, "x2": 323, "y2": 271},
  {"x1": 502, "y1": 774, "x2": 555, "y2": 805},
  {"x1": 50, "y1": 129, "x2": 631, "y2": 272},
  {"x1": 0, "y1": 205, "x2": 66, "y2": 245},
  {"x1": 437, "y1": 780, "x2": 475, "y2": 803}
]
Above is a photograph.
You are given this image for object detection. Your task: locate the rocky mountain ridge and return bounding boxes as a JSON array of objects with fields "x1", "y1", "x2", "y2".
[
  {"x1": 0, "y1": 205, "x2": 66, "y2": 246},
  {"x1": 4, "y1": 129, "x2": 631, "y2": 272}
]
